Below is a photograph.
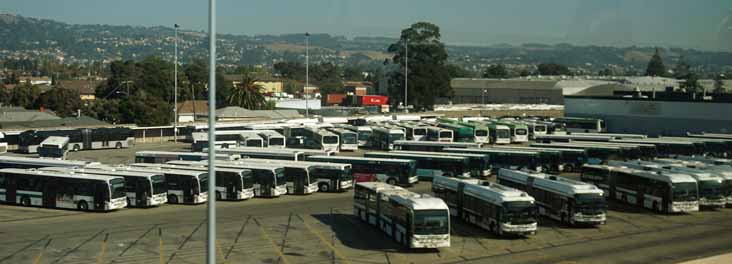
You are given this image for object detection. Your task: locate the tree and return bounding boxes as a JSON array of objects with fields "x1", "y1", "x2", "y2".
[
  {"x1": 10, "y1": 83, "x2": 41, "y2": 108},
  {"x1": 713, "y1": 74, "x2": 726, "y2": 93},
  {"x1": 118, "y1": 90, "x2": 172, "y2": 126},
  {"x1": 483, "y1": 64, "x2": 509, "y2": 78},
  {"x1": 446, "y1": 64, "x2": 474, "y2": 79},
  {"x1": 387, "y1": 22, "x2": 451, "y2": 111},
  {"x1": 537, "y1": 63, "x2": 570, "y2": 76},
  {"x1": 645, "y1": 48, "x2": 667, "y2": 77},
  {"x1": 35, "y1": 88, "x2": 82, "y2": 117},
  {"x1": 673, "y1": 56, "x2": 691, "y2": 79},
  {"x1": 82, "y1": 99, "x2": 123, "y2": 124},
  {"x1": 183, "y1": 59, "x2": 208, "y2": 101},
  {"x1": 674, "y1": 57, "x2": 702, "y2": 93},
  {"x1": 598, "y1": 68, "x2": 613, "y2": 76},
  {"x1": 273, "y1": 61, "x2": 305, "y2": 80},
  {"x1": 226, "y1": 74, "x2": 268, "y2": 110},
  {"x1": 342, "y1": 66, "x2": 364, "y2": 81}
]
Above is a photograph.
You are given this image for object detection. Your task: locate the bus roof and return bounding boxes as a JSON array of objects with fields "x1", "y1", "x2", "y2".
[
  {"x1": 130, "y1": 163, "x2": 247, "y2": 174},
  {"x1": 40, "y1": 136, "x2": 69, "y2": 146},
  {"x1": 172, "y1": 160, "x2": 285, "y2": 171},
  {"x1": 135, "y1": 151, "x2": 236, "y2": 158},
  {"x1": 42, "y1": 166, "x2": 162, "y2": 178},
  {"x1": 393, "y1": 140, "x2": 480, "y2": 148},
  {"x1": 444, "y1": 148, "x2": 540, "y2": 155},
  {"x1": 90, "y1": 165, "x2": 207, "y2": 178},
  {"x1": 0, "y1": 156, "x2": 99, "y2": 167},
  {"x1": 307, "y1": 155, "x2": 414, "y2": 164},
  {"x1": 490, "y1": 146, "x2": 586, "y2": 153},
  {"x1": 498, "y1": 169, "x2": 603, "y2": 196},
  {"x1": 585, "y1": 164, "x2": 697, "y2": 183},
  {"x1": 391, "y1": 150, "x2": 488, "y2": 158},
  {"x1": 610, "y1": 160, "x2": 721, "y2": 182},
  {"x1": 0, "y1": 168, "x2": 122, "y2": 182},
  {"x1": 433, "y1": 175, "x2": 533, "y2": 203},
  {"x1": 237, "y1": 158, "x2": 351, "y2": 169},
  {"x1": 365, "y1": 152, "x2": 468, "y2": 162},
  {"x1": 530, "y1": 142, "x2": 623, "y2": 150}
]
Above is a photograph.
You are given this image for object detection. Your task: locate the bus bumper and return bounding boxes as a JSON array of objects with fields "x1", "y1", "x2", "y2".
[
  {"x1": 339, "y1": 180, "x2": 353, "y2": 190},
  {"x1": 671, "y1": 202, "x2": 699, "y2": 212},
  {"x1": 573, "y1": 213, "x2": 606, "y2": 225},
  {"x1": 408, "y1": 176, "x2": 419, "y2": 184},
  {"x1": 500, "y1": 223, "x2": 537, "y2": 235},
  {"x1": 274, "y1": 186, "x2": 288, "y2": 196},
  {"x1": 105, "y1": 198, "x2": 128, "y2": 210},
  {"x1": 410, "y1": 234, "x2": 450, "y2": 248},
  {"x1": 699, "y1": 198, "x2": 727, "y2": 208},
  {"x1": 194, "y1": 192, "x2": 208, "y2": 204},
  {"x1": 238, "y1": 189, "x2": 255, "y2": 200},
  {"x1": 149, "y1": 193, "x2": 168, "y2": 206},
  {"x1": 305, "y1": 183, "x2": 319, "y2": 194}
]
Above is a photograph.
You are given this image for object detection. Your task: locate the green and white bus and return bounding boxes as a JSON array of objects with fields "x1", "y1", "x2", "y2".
[
  {"x1": 135, "y1": 151, "x2": 239, "y2": 164},
  {"x1": 456, "y1": 121, "x2": 491, "y2": 144},
  {"x1": 370, "y1": 127, "x2": 406, "y2": 150},
  {"x1": 325, "y1": 127, "x2": 359, "y2": 151},
  {"x1": 425, "y1": 126, "x2": 454, "y2": 142},
  {"x1": 444, "y1": 148, "x2": 545, "y2": 173},
  {"x1": 498, "y1": 121, "x2": 529, "y2": 143},
  {"x1": 392, "y1": 123, "x2": 428, "y2": 141},
  {"x1": 530, "y1": 142, "x2": 625, "y2": 164},
  {"x1": 580, "y1": 164, "x2": 699, "y2": 213},
  {"x1": 364, "y1": 152, "x2": 472, "y2": 180},
  {"x1": 129, "y1": 163, "x2": 255, "y2": 201},
  {"x1": 392, "y1": 140, "x2": 480, "y2": 152},
  {"x1": 303, "y1": 127, "x2": 340, "y2": 152},
  {"x1": 471, "y1": 121, "x2": 511, "y2": 144},
  {"x1": 306, "y1": 155, "x2": 418, "y2": 186},
  {"x1": 498, "y1": 169, "x2": 607, "y2": 226},
  {"x1": 168, "y1": 160, "x2": 287, "y2": 198},
  {"x1": 0, "y1": 156, "x2": 100, "y2": 169},
  {"x1": 354, "y1": 182, "x2": 450, "y2": 248},
  {"x1": 432, "y1": 175, "x2": 538, "y2": 236},
  {"x1": 392, "y1": 150, "x2": 491, "y2": 178},
  {"x1": 238, "y1": 158, "x2": 353, "y2": 192},
  {"x1": 552, "y1": 117, "x2": 606, "y2": 133},
  {"x1": 491, "y1": 146, "x2": 589, "y2": 172},
  {"x1": 437, "y1": 122, "x2": 475, "y2": 142},
  {"x1": 0, "y1": 168, "x2": 128, "y2": 211}
]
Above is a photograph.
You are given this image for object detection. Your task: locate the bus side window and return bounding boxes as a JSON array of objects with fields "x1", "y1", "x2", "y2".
[{"x1": 0, "y1": 175, "x2": 5, "y2": 188}]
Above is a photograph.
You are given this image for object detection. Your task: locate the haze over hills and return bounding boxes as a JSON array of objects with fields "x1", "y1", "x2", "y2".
[{"x1": 1, "y1": 13, "x2": 732, "y2": 75}]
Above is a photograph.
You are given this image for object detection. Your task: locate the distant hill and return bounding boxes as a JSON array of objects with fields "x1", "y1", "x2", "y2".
[{"x1": 1, "y1": 14, "x2": 731, "y2": 73}]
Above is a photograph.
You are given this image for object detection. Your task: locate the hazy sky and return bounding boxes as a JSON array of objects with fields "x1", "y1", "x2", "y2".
[{"x1": 3, "y1": 0, "x2": 732, "y2": 50}]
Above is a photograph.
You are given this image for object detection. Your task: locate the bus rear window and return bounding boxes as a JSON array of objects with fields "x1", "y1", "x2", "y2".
[
  {"x1": 269, "y1": 138, "x2": 284, "y2": 146},
  {"x1": 439, "y1": 132, "x2": 452, "y2": 138},
  {"x1": 323, "y1": 136, "x2": 339, "y2": 144},
  {"x1": 475, "y1": 130, "x2": 488, "y2": 137}
]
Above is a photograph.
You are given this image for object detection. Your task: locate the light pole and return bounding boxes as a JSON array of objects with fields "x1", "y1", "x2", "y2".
[
  {"x1": 404, "y1": 38, "x2": 408, "y2": 113},
  {"x1": 174, "y1": 23, "x2": 179, "y2": 142},
  {"x1": 305, "y1": 32, "x2": 310, "y2": 119},
  {"x1": 206, "y1": 1, "x2": 217, "y2": 263}
]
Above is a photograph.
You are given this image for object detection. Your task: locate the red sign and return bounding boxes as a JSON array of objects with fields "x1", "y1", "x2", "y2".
[{"x1": 361, "y1": 95, "x2": 389, "y2": 106}]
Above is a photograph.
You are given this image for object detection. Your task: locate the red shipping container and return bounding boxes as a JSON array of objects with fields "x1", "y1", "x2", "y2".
[
  {"x1": 361, "y1": 95, "x2": 389, "y2": 105},
  {"x1": 326, "y1": 94, "x2": 346, "y2": 105}
]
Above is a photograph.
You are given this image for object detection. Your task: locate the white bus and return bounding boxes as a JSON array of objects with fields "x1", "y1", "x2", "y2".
[
  {"x1": 552, "y1": 117, "x2": 606, "y2": 133},
  {"x1": 432, "y1": 176, "x2": 537, "y2": 236},
  {"x1": 0, "y1": 168, "x2": 127, "y2": 211},
  {"x1": 297, "y1": 127, "x2": 339, "y2": 152},
  {"x1": 38, "y1": 136, "x2": 70, "y2": 160},
  {"x1": 392, "y1": 123, "x2": 428, "y2": 141},
  {"x1": 95, "y1": 165, "x2": 209, "y2": 205},
  {"x1": 130, "y1": 163, "x2": 254, "y2": 201},
  {"x1": 134, "y1": 151, "x2": 239, "y2": 164},
  {"x1": 41, "y1": 166, "x2": 168, "y2": 207},
  {"x1": 18, "y1": 127, "x2": 135, "y2": 153},
  {"x1": 354, "y1": 182, "x2": 450, "y2": 248},
  {"x1": 654, "y1": 158, "x2": 732, "y2": 206},
  {"x1": 471, "y1": 121, "x2": 511, "y2": 144},
  {"x1": 0, "y1": 132, "x2": 7, "y2": 154},
  {"x1": 221, "y1": 159, "x2": 319, "y2": 195},
  {"x1": 498, "y1": 169, "x2": 607, "y2": 226},
  {"x1": 0, "y1": 156, "x2": 100, "y2": 169},
  {"x1": 238, "y1": 158, "x2": 354, "y2": 192},
  {"x1": 256, "y1": 130, "x2": 286, "y2": 148},
  {"x1": 170, "y1": 160, "x2": 288, "y2": 198},
  {"x1": 238, "y1": 132, "x2": 265, "y2": 148},
  {"x1": 325, "y1": 127, "x2": 358, "y2": 151},
  {"x1": 425, "y1": 126, "x2": 453, "y2": 142},
  {"x1": 370, "y1": 127, "x2": 406, "y2": 150},
  {"x1": 581, "y1": 164, "x2": 699, "y2": 213},
  {"x1": 670, "y1": 155, "x2": 732, "y2": 166},
  {"x1": 609, "y1": 160, "x2": 726, "y2": 209}
]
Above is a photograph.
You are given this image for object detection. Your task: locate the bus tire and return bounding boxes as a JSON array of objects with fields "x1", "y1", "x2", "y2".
[
  {"x1": 489, "y1": 222, "x2": 496, "y2": 234},
  {"x1": 168, "y1": 195, "x2": 178, "y2": 204},
  {"x1": 563, "y1": 164, "x2": 574, "y2": 172},
  {"x1": 318, "y1": 183, "x2": 330, "y2": 192},
  {"x1": 216, "y1": 191, "x2": 222, "y2": 200},
  {"x1": 387, "y1": 178, "x2": 397, "y2": 185},
  {"x1": 73, "y1": 144, "x2": 80, "y2": 152},
  {"x1": 115, "y1": 142, "x2": 122, "y2": 149},
  {"x1": 77, "y1": 201, "x2": 89, "y2": 211},
  {"x1": 20, "y1": 196, "x2": 31, "y2": 207},
  {"x1": 561, "y1": 213, "x2": 568, "y2": 225},
  {"x1": 652, "y1": 201, "x2": 659, "y2": 212}
]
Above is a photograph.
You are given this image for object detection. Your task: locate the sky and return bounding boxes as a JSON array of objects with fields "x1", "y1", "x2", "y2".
[{"x1": 3, "y1": 0, "x2": 732, "y2": 51}]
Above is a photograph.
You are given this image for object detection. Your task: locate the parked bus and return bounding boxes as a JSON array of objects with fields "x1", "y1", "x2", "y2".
[
  {"x1": 38, "y1": 136, "x2": 70, "y2": 160},
  {"x1": 392, "y1": 150, "x2": 491, "y2": 179},
  {"x1": 392, "y1": 123, "x2": 428, "y2": 141},
  {"x1": 432, "y1": 175, "x2": 537, "y2": 236},
  {"x1": 222, "y1": 159, "x2": 319, "y2": 195},
  {"x1": 0, "y1": 132, "x2": 7, "y2": 154},
  {"x1": 437, "y1": 122, "x2": 475, "y2": 142},
  {"x1": 484, "y1": 147, "x2": 564, "y2": 173},
  {"x1": 471, "y1": 121, "x2": 511, "y2": 144},
  {"x1": 364, "y1": 152, "x2": 471, "y2": 180},
  {"x1": 134, "y1": 151, "x2": 239, "y2": 164},
  {"x1": 552, "y1": 117, "x2": 606, "y2": 133},
  {"x1": 129, "y1": 163, "x2": 254, "y2": 201},
  {"x1": 608, "y1": 160, "x2": 726, "y2": 209},
  {"x1": 612, "y1": 139, "x2": 699, "y2": 157},
  {"x1": 170, "y1": 160, "x2": 287, "y2": 198},
  {"x1": 392, "y1": 140, "x2": 480, "y2": 152},
  {"x1": 455, "y1": 122, "x2": 491, "y2": 144},
  {"x1": 216, "y1": 148, "x2": 305, "y2": 161},
  {"x1": 18, "y1": 127, "x2": 134, "y2": 153},
  {"x1": 491, "y1": 146, "x2": 589, "y2": 172},
  {"x1": 564, "y1": 141, "x2": 656, "y2": 161},
  {"x1": 325, "y1": 127, "x2": 359, "y2": 151},
  {"x1": 302, "y1": 127, "x2": 340, "y2": 152},
  {"x1": 498, "y1": 121, "x2": 529, "y2": 143},
  {"x1": 425, "y1": 126, "x2": 453, "y2": 142},
  {"x1": 370, "y1": 127, "x2": 406, "y2": 150},
  {"x1": 353, "y1": 182, "x2": 450, "y2": 248},
  {"x1": 671, "y1": 155, "x2": 732, "y2": 166},
  {"x1": 653, "y1": 158, "x2": 732, "y2": 206},
  {"x1": 659, "y1": 136, "x2": 731, "y2": 157},
  {"x1": 0, "y1": 168, "x2": 127, "y2": 211},
  {"x1": 256, "y1": 130, "x2": 286, "y2": 148},
  {"x1": 306, "y1": 155, "x2": 418, "y2": 186},
  {"x1": 530, "y1": 142, "x2": 625, "y2": 164},
  {"x1": 0, "y1": 156, "x2": 100, "y2": 169},
  {"x1": 580, "y1": 165, "x2": 699, "y2": 213},
  {"x1": 339, "y1": 125, "x2": 373, "y2": 147},
  {"x1": 444, "y1": 148, "x2": 546, "y2": 173},
  {"x1": 239, "y1": 158, "x2": 353, "y2": 192},
  {"x1": 498, "y1": 169, "x2": 607, "y2": 226},
  {"x1": 521, "y1": 121, "x2": 548, "y2": 139},
  {"x1": 238, "y1": 132, "x2": 265, "y2": 148},
  {"x1": 97, "y1": 165, "x2": 208, "y2": 204},
  {"x1": 41, "y1": 166, "x2": 168, "y2": 207},
  {"x1": 191, "y1": 131, "x2": 242, "y2": 151}
]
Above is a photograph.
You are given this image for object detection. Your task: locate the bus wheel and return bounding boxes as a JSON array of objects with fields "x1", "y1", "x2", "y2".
[
  {"x1": 318, "y1": 183, "x2": 330, "y2": 192},
  {"x1": 561, "y1": 213, "x2": 567, "y2": 225},
  {"x1": 77, "y1": 201, "x2": 89, "y2": 211},
  {"x1": 168, "y1": 195, "x2": 178, "y2": 204},
  {"x1": 115, "y1": 142, "x2": 122, "y2": 149},
  {"x1": 387, "y1": 178, "x2": 397, "y2": 185},
  {"x1": 73, "y1": 144, "x2": 80, "y2": 152},
  {"x1": 652, "y1": 201, "x2": 659, "y2": 212},
  {"x1": 216, "y1": 191, "x2": 222, "y2": 200},
  {"x1": 563, "y1": 165, "x2": 574, "y2": 172},
  {"x1": 20, "y1": 196, "x2": 31, "y2": 206},
  {"x1": 489, "y1": 222, "x2": 496, "y2": 234}
]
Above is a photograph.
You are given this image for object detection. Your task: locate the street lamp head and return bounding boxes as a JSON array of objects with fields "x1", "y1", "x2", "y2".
[
  {"x1": 174, "y1": 24, "x2": 180, "y2": 28},
  {"x1": 305, "y1": 32, "x2": 310, "y2": 37}
]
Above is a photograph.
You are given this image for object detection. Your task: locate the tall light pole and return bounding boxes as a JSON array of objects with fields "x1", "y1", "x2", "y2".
[
  {"x1": 173, "y1": 23, "x2": 179, "y2": 142},
  {"x1": 404, "y1": 38, "x2": 408, "y2": 113},
  {"x1": 305, "y1": 32, "x2": 310, "y2": 119},
  {"x1": 206, "y1": 1, "x2": 217, "y2": 263}
]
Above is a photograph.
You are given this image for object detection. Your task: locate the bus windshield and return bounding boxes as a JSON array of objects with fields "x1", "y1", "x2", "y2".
[
  {"x1": 699, "y1": 180, "x2": 724, "y2": 199},
  {"x1": 501, "y1": 201, "x2": 537, "y2": 224},
  {"x1": 110, "y1": 178, "x2": 127, "y2": 199},
  {"x1": 390, "y1": 133, "x2": 404, "y2": 141},
  {"x1": 672, "y1": 182, "x2": 698, "y2": 202},
  {"x1": 307, "y1": 168, "x2": 319, "y2": 183},
  {"x1": 151, "y1": 175, "x2": 167, "y2": 194},
  {"x1": 358, "y1": 131, "x2": 372, "y2": 141},
  {"x1": 414, "y1": 129, "x2": 427, "y2": 136},
  {"x1": 515, "y1": 129, "x2": 528, "y2": 136},
  {"x1": 475, "y1": 130, "x2": 488, "y2": 137},
  {"x1": 342, "y1": 133, "x2": 357, "y2": 144},
  {"x1": 439, "y1": 131, "x2": 452, "y2": 139},
  {"x1": 341, "y1": 167, "x2": 353, "y2": 181},
  {"x1": 269, "y1": 138, "x2": 284, "y2": 146},
  {"x1": 413, "y1": 209, "x2": 449, "y2": 235},
  {"x1": 323, "y1": 136, "x2": 339, "y2": 144},
  {"x1": 275, "y1": 169, "x2": 286, "y2": 185},
  {"x1": 497, "y1": 129, "x2": 510, "y2": 138},
  {"x1": 534, "y1": 126, "x2": 547, "y2": 132},
  {"x1": 574, "y1": 193, "x2": 606, "y2": 214},
  {"x1": 241, "y1": 172, "x2": 255, "y2": 188}
]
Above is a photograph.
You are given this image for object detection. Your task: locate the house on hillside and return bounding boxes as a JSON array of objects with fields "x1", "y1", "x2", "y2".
[{"x1": 56, "y1": 80, "x2": 104, "y2": 100}]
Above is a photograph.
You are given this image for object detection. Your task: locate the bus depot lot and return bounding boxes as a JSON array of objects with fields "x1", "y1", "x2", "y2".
[{"x1": 2, "y1": 183, "x2": 732, "y2": 264}]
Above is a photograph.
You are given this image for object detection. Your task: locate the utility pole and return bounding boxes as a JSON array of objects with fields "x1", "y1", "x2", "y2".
[
  {"x1": 206, "y1": 1, "x2": 217, "y2": 263},
  {"x1": 404, "y1": 38, "x2": 408, "y2": 113},
  {"x1": 173, "y1": 23, "x2": 179, "y2": 142},
  {"x1": 305, "y1": 32, "x2": 310, "y2": 119}
]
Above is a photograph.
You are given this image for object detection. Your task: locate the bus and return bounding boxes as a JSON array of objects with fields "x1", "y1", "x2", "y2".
[
  {"x1": 437, "y1": 122, "x2": 475, "y2": 142},
  {"x1": 339, "y1": 125, "x2": 373, "y2": 147},
  {"x1": 302, "y1": 127, "x2": 340, "y2": 152},
  {"x1": 238, "y1": 158, "x2": 353, "y2": 192},
  {"x1": 238, "y1": 132, "x2": 265, "y2": 148},
  {"x1": 498, "y1": 121, "x2": 529, "y2": 143},
  {"x1": 521, "y1": 121, "x2": 548, "y2": 139},
  {"x1": 0, "y1": 156, "x2": 100, "y2": 169},
  {"x1": 38, "y1": 136, "x2": 70, "y2": 160},
  {"x1": 392, "y1": 123, "x2": 428, "y2": 141},
  {"x1": 191, "y1": 131, "x2": 242, "y2": 151},
  {"x1": 444, "y1": 148, "x2": 546, "y2": 173},
  {"x1": 484, "y1": 147, "x2": 564, "y2": 173},
  {"x1": 552, "y1": 117, "x2": 606, "y2": 133},
  {"x1": 563, "y1": 141, "x2": 656, "y2": 161},
  {"x1": 392, "y1": 150, "x2": 491, "y2": 179},
  {"x1": 171, "y1": 161, "x2": 287, "y2": 198},
  {"x1": 580, "y1": 165, "x2": 699, "y2": 213},
  {"x1": 18, "y1": 127, "x2": 134, "y2": 153},
  {"x1": 671, "y1": 155, "x2": 732, "y2": 166},
  {"x1": 608, "y1": 160, "x2": 726, "y2": 209},
  {"x1": 0, "y1": 168, "x2": 127, "y2": 211},
  {"x1": 498, "y1": 169, "x2": 607, "y2": 226},
  {"x1": 471, "y1": 121, "x2": 511, "y2": 144},
  {"x1": 325, "y1": 127, "x2": 359, "y2": 151},
  {"x1": 96, "y1": 165, "x2": 209, "y2": 204},
  {"x1": 306, "y1": 155, "x2": 418, "y2": 186},
  {"x1": 653, "y1": 158, "x2": 732, "y2": 206},
  {"x1": 353, "y1": 182, "x2": 450, "y2": 248},
  {"x1": 364, "y1": 152, "x2": 472, "y2": 180},
  {"x1": 370, "y1": 127, "x2": 406, "y2": 150},
  {"x1": 217, "y1": 148, "x2": 305, "y2": 161},
  {"x1": 659, "y1": 136, "x2": 731, "y2": 158},
  {"x1": 570, "y1": 132, "x2": 647, "y2": 139},
  {"x1": 425, "y1": 126, "x2": 453, "y2": 142},
  {"x1": 0, "y1": 132, "x2": 7, "y2": 154},
  {"x1": 129, "y1": 163, "x2": 254, "y2": 201},
  {"x1": 41, "y1": 166, "x2": 168, "y2": 207},
  {"x1": 392, "y1": 140, "x2": 480, "y2": 152},
  {"x1": 256, "y1": 130, "x2": 286, "y2": 148},
  {"x1": 491, "y1": 146, "x2": 589, "y2": 172},
  {"x1": 221, "y1": 159, "x2": 319, "y2": 195},
  {"x1": 455, "y1": 122, "x2": 490, "y2": 144},
  {"x1": 134, "y1": 151, "x2": 239, "y2": 164},
  {"x1": 432, "y1": 176, "x2": 538, "y2": 236},
  {"x1": 530, "y1": 142, "x2": 625, "y2": 164}
]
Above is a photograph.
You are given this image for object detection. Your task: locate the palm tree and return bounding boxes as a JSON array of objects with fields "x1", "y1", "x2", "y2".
[{"x1": 227, "y1": 74, "x2": 267, "y2": 109}]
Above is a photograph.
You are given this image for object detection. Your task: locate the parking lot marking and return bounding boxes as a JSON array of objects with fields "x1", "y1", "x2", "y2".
[
  {"x1": 32, "y1": 238, "x2": 52, "y2": 264},
  {"x1": 96, "y1": 233, "x2": 109, "y2": 264},
  {"x1": 225, "y1": 215, "x2": 251, "y2": 259},
  {"x1": 166, "y1": 220, "x2": 205, "y2": 264},
  {"x1": 254, "y1": 217, "x2": 290, "y2": 264},
  {"x1": 0, "y1": 234, "x2": 48, "y2": 264},
  {"x1": 51, "y1": 229, "x2": 104, "y2": 264},
  {"x1": 296, "y1": 214, "x2": 350, "y2": 264},
  {"x1": 118, "y1": 224, "x2": 158, "y2": 257}
]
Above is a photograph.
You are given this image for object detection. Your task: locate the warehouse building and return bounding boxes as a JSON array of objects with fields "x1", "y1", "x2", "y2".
[{"x1": 446, "y1": 78, "x2": 562, "y2": 104}]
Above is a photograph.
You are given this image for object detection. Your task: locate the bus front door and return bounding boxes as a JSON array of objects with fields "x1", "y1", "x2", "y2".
[
  {"x1": 43, "y1": 179, "x2": 57, "y2": 208},
  {"x1": 136, "y1": 180, "x2": 148, "y2": 206},
  {"x1": 181, "y1": 179, "x2": 193, "y2": 203}
]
